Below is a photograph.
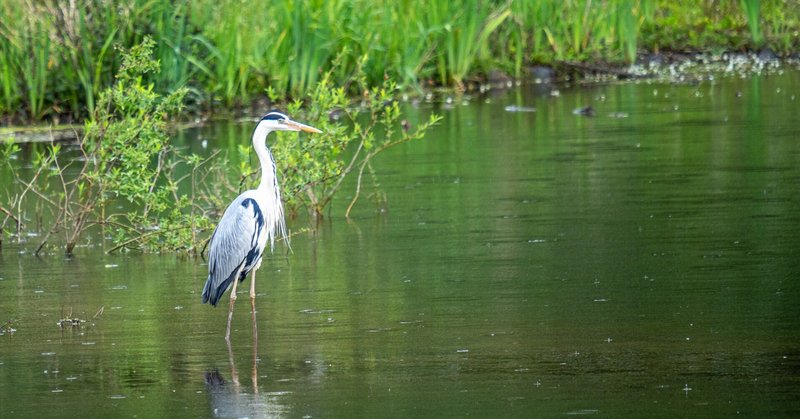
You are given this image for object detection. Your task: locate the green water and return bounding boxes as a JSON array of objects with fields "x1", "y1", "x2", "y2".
[{"x1": 2, "y1": 72, "x2": 800, "y2": 417}]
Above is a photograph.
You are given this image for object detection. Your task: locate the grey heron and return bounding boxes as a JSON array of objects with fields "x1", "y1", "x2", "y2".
[{"x1": 202, "y1": 111, "x2": 321, "y2": 341}]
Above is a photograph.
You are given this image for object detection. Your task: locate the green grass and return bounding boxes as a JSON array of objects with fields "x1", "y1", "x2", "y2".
[
  {"x1": 1, "y1": 0, "x2": 798, "y2": 123},
  {"x1": 742, "y1": 0, "x2": 764, "y2": 46},
  {"x1": 426, "y1": 1, "x2": 511, "y2": 88}
]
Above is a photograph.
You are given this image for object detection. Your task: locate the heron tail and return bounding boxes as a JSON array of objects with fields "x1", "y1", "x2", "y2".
[
  {"x1": 201, "y1": 275, "x2": 218, "y2": 306},
  {"x1": 202, "y1": 266, "x2": 241, "y2": 307}
]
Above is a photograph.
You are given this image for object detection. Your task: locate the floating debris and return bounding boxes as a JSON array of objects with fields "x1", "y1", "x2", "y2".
[
  {"x1": 57, "y1": 318, "x2": 86, "y2": 328},
  {"x1": 608, "y1": 112, "x2": 629, "y2": 118},
  {"x1": 299, "y1": 308, "x2": 336, "y2": 314},
  {"x1": 1, "y1": 319, "x2": 17, "y2": 335},
  {"x1": 104, "y1": 264, "x2": 118, "y2": 268},
  {"x1": 58, "y1": 307, "x2": 88, "y2": 328},
  {"x1": 265, "y1": 391, "x2": 292, "y2": 397},
  {"x1": 566, "y1": 409, "x2": 599, "y2": 415},
  {"x1": 573, "y1": 106, "x2": 595, "y2": 117},
  {"x1": 504, "y1": 105, "x2": 536, "y2": 113}
]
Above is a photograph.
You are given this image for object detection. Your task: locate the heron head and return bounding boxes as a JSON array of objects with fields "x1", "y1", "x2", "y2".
[{"x1": 258, "y1": 111, "x2": 322, "y2": 133}]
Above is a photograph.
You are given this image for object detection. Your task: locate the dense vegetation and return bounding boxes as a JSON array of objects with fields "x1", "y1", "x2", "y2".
[
  {"x1": 0, "y1": 39, "x2": 440, "y2": 255},
  {"x1": 1, "y1": 0, "x2": 797, "y2": 123}
]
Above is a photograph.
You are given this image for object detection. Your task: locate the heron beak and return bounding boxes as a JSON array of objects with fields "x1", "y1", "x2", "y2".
[{"x1": 286, "y1": 120, "x2": 322, "y2": 134}]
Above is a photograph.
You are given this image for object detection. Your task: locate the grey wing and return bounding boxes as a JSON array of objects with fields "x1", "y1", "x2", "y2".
[{"x1": 202, "y1": 196, "x2": 265, "y2": 306}]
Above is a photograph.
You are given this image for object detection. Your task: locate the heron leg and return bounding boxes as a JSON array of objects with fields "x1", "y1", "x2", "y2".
[
  {"x1": 250, "y1": 269, "x2": 258, "y2": 341},
  {"x1": 250, "y1": 269, "x2": 257, "y2": 315},
  {"x1": 251, "y1": 271, "x2": 259, "y2": 391},
  {"x1": 252, "y1": 327, "x2": 259, "y2": 392},
  {"x1": 226, "y1": 336, "x2": 240, "y2": 388},
  {"x1": 225, "y1": 275, "x2": 241, "y2": 342}
]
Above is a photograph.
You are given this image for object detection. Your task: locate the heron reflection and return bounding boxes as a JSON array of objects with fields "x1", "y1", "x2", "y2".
[{"x1": 204, "y1": 316, "x2": 286, "y2": 417}]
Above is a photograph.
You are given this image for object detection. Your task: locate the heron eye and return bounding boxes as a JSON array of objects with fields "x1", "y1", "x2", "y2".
[{"x1": 278, "y1": 119, "x2": 286, "y2": 124}]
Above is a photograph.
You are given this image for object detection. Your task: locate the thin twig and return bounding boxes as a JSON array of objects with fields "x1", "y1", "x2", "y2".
[
  {"x1": 15, "y1": 178, "x2": 60, "y2": 208},
  {"x1": 345, "y1": 158, "x2": 369, "y2": 218},
  {"x1": 105, "y1": 224, "x2": 198, "y2": 254},
  {"x1": 0, "y1": 205, "x2": 19, "y2": 224},
  {"x1": 15, "y1": 154, "x2": 56, "y2": 241},
  {"x1": 33, "y1": 222, "x2": 59, "y2": 256}
]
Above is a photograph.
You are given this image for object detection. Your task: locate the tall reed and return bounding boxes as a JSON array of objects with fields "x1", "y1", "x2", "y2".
[
  {"x1": 741, "y1": 0, "x2": 763, "y2": 46},
  {"x1": 0, "y1": 0, "x2": 794, "y2": 123}
]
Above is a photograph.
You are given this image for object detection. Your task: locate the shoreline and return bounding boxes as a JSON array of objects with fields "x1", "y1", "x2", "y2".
[{"x1": 3, "y1": 50, "x2": 796, "y2": 144}]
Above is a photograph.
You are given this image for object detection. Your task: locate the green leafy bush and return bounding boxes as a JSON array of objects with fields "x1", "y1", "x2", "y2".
[
  {"x1": 241, "y1": 56, "x2": 442, "y2": 219},
  {"x1": 2, "y1": 41, "x2": 440, "y2": 254},
  {"x1": 2, "y1": 38, "x2": 214, "y2": 255}
]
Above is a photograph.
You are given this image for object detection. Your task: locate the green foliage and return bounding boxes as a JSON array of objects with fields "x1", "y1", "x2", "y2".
[
  {"x1": 761, "y1": 0, "x2": 800, "y2": 52},
  {"x1": 501, "y1": 0, "x2": 650, "y2": 65},
  {"x1": 639, "y1": 1, "x2": 773, "y2": 52},
  {"x1": 2, "y1": 40, "x2": 440, "y2": 253},
  {"x1": 1, "y1": 38, "x2": 220, "y2": 255},
  {"x1": 240, "y1": 56, "x2": 442, "y2": 218},
  {"x1": 2, "y1": 0, "x2": 796, "y2": 123},
  {"x1": 1, "y1": 138, "x2": 20, "y2": 161},
  {"x1": 741, "y1": 0, "x2": 764, "y2": 46},
  {"x1": 427, "y1": 1, "x2": 511, "y2": 88},
  {"x1": 75, "y1": 38, "x2": 198, "y2": 253},
  {"x1": 86, "y1": 40, "x2": 180, "y2": 205}
]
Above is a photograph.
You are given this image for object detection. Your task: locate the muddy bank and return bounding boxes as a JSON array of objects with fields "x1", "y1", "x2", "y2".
[{"x1": 473, "y1": 50, "x2": 794, "y2": 90}]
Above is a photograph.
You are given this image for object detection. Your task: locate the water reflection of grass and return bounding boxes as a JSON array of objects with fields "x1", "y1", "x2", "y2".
[{"x1": 1, "y1": 0, "x2": 796, "y2": 122}]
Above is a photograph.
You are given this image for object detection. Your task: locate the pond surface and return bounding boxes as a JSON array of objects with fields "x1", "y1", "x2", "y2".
[{"x1": 2, "y1": 71, "x2": 800, "y2": 417}]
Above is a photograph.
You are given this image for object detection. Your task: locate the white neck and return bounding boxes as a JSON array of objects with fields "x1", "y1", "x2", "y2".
[
  {"x1": 251, "y1": 122, "x2": 288, "y2": 250},
  {"x1": 252, "y1": 122, "x2": 277, "y2": 192}
]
